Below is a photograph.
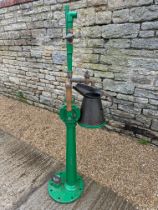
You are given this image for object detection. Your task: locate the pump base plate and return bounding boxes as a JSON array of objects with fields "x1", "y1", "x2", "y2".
[{"x1": 48, "y1": 171, "x2": 84, "y2": 203}]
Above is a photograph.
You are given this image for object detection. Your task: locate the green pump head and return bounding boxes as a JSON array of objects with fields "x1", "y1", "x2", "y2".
[
  {"x1": 65, "y1": 5, "x2": 77, "y2": 73},
  {"x1": 67, "y1": 11, "x2": 77, "y2": 21},
  {"x1": 65, "y1": 5, "x2": 77, "y2": 33}
]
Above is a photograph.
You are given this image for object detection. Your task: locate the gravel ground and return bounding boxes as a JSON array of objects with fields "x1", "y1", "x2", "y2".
[{"x1": 0, "y1": 95, "x2": 158, "y2": 210}]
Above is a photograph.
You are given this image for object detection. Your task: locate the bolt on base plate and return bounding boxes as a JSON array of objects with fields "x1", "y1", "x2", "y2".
[{"x1": 48, "y1": 171, "x2": 84, "y2": 204}]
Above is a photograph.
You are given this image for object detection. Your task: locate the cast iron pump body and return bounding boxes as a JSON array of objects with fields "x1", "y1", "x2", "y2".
[{"x1": 47, "y1": 4, "x2": 107, "y2": 204}]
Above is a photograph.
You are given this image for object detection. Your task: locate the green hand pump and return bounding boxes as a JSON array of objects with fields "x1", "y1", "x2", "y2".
[
  {"x1": 48, "y1": 4, "x2": 108, "y2": 204},
  {"x1": 48, "y1": 5, "x2": 84, "y2": 203}
]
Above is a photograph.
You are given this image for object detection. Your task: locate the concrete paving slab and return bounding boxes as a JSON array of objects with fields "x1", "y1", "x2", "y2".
[
  {"x1": 0, "y1": 129, "x2": 59, "y2": 210},
  {"x1": 0, "y1": 130, "x2": 16, "y2": 144},
  {"x1": 0, "y1": 129, "x2": 138, "y2": 210},
  {"x1": 18, "y1": 177, "x2": 92, "y2": 210}
]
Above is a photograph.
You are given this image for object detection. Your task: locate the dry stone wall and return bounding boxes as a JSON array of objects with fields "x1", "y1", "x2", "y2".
[{"x1": 0, "y1": 0, "x2": 158, "y2": 143}]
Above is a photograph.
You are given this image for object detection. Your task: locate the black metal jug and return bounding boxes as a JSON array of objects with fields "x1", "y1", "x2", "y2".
[{"x1": 73, "y1": 84, "x2": 106, "y2": 128}]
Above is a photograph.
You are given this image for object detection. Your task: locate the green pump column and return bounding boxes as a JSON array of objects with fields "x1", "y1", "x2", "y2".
[
  {"x1": 64, "y1": 4, "x2": 79, "y2": 188},
  {"x1": 66, "y1": 119, "x2": 77, "y2": 186},
  {"x1": 48, "y1": 5, "x2": 84, "y2": 203},
  {"x1": 65, "y1": 4, "x2": 77, "y2": 73},
  {"x1": 48, "y1": 104, "x2": 84, "y2": 203},
  {"x1": 64, "y1": 5, "x2": 78, "y2": 187}
]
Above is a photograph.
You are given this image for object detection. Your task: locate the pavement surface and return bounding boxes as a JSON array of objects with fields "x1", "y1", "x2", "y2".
[{"x1": 0, "y1": 129, "x2": 138, "y2": 210}]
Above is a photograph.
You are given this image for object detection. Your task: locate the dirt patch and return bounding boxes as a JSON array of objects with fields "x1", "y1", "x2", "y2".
[{"x1": 0, "y1": 95, "x2": 158, "y2": 210}]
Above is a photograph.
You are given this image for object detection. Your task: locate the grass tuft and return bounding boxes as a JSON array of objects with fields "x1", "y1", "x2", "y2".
[
  {"x1": 16, "y1": 91, "x2": 26, "y2": 103},
  {"x1": 138, "y1": 139, "x2": 150, "y2": 145}
]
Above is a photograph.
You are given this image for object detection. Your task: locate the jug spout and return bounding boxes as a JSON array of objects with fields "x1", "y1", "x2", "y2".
[{"x1": 73, "y1": 83, "x2": 100, "y2": 96}]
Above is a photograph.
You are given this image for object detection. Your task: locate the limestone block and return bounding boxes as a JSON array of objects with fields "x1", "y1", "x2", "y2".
[
  {"x1": 139, "y1": 30, "x2": 154, "y2": 38},
  {"x1": 9, "y1": 77, "x2": 19, "y2": 84},
  {"x1": 87, "y1": 39, "x2": 104, "y2": 48},
  {"x1": 40, "y1": 95, "x2": 53, "y2": 106},
  {"x1": 96, "y1": 11, "x2": 112, "y2": 24},
  {"x1": 70, "y1": 0, "x2": 87, "y2": 9},
  {"x1": 32, "y1": 29, "x2": 46, "y2": 38},
  {"x1": 118, "y1": 104, "x2": 141, "y2": 114},
  {"x1": 34, "y1": 6, "x2": 50, "y2": 14},
  {"x1": 117, "y1": 94, "x2": 134, "y2": 102},
  {"x1": 108, "y1": 0, "x2": 153, "y2": 10},
  {"x1": 76, "y1": 53, "x2": 99, "y2": 64},
  {"x1": 47, "y1": 28, "x2": 62, "y2": 38},
  {"x1": 54, "y1": 11, "x2": 64, "y2": 20},
  {"x1": 100, "y1": 54, "x2": 128, "y2": 66},
  {"x1": 42, "y1": 91, "x2": 52, "y2": 97},
  {"x1": 44, "y1": 0, "x2": 57, "y2": 5},
  {"x1": 45, "y1": 75, "x2": 55, "y2": 81},
  {"x1": 0, "y1": 8, "x2": 7, "y2": 14},
  {"x1": 77, "y1": 8, "x2": 96, "y2": 26},
  {"x1": 135, "y1": 88, "x2": 158, "y2": 100},
  {"x1": 149, "y1": 99, "x2": 158, "y2": 106},
  {"x1": 130, "y1": 5, "x2": 158, "y2": 22},
  {"x1": 87, "y1": 0, "x2": 107, "y2": 6},
  {"x1": 50, "y1": 4, "x2": 62, "y2": 11},
  {"x1": 31, "y1": 50, "x2": 42, "y2": 58},
  {"x1": 103, "y1": 79, "x2": 135, "y2": 94},
  {"x1": 151, "y1": 120, "x2": 158, "y2": 131},
  {"x1": 113, "y1": 9, "x2": 129, "y2": 23},
  {"x1": 142, "y1": 21, "x2": 158, "y2": 30},
  {"x1": 81, "y1": 26, "x2": 102, "y2": 38},
  {"x1": 143, "y1": 109, "x2": 158, "y2": 118},
  {"x1": 131, "y1": 38, "x2": 158, "y2": 49},
  {"x1": 4, "y1": 23, "x2": 26, "y2": 31},
  {"x1": 131, "y1": 75, "x2": 152, "y2": 85},
  {"x1": 94, "y1": 71, "x2": 114, "y2": 79},
  {"x1": 20, "y1": 2, "x2": 33, "y2": 9},
  {"x1": 134, "y1": 97, "x2": 148, "y2": 104},
  {"x1": 106, "y1": 39, "x2": 131, "y2": 49},
  {"x1": 26, "y1": 94, "x2": 39, "y2": 102},
  {"x1": 111, "y1": 109, "x2": 135, "y2": 119},
  {"x1": 52, "y1": 51, "x2": 66, "y2": 65},
  {"x1": 102, "y1": 23, "x2": 140, "y2": 38}
]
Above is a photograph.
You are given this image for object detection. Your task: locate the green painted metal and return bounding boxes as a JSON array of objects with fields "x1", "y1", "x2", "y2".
[
  {"x1": 48, "y1": 3, "x2": 106, "y2": 204},
  {"x1": 48, "y1": 5, "x2": 82, "y2": 203},
  {"x1": 65, "y1": 4, "x2": 77, "y2": 73},
  {"x1": 59, "y1": 104, "x2": 81, "y2": 186},
  {"x1": 59, "y1": 104, "x2": 80, "y2": 124},
  {"x1": 48, "y1": 103, "x2": 84, "y2": 203},
  {"x1": 79, "y1": 122, "x2": 107, "y2": 129},
  {"x1": 66, "y1": 113, "x2": 77, "y2": 186}
]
